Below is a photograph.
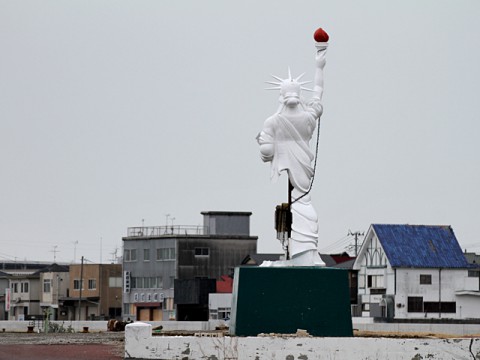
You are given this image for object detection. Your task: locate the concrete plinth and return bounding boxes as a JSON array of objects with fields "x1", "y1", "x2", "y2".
[{"x1": 230, "y1": 266, "x2": 353, "y2": 337}]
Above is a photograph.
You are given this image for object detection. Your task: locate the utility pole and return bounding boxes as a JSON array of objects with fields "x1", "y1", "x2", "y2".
[
  {"x1": 50, "y1": 245, "x2": 59, "y2": 263},
  {"x1": 73, "y1": 241, "x2": 78, "y2": 263},
  {"x1": 348, "y1": 230, "x2": 365, "y2": 257},
  {"x1": 78, "y1": 256, "x2": 84, "y2": 321},
  {"x1": 170, "y1": 217, "x2": 176, "y2": 234},
  {"x1": 165, "y1": 214, "x2": 170, "y2": 234}
]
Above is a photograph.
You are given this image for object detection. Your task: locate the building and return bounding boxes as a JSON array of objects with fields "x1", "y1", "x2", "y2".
[
  {"x1": 60, "y1": 263, "x2": 122, "y2": 320},
  {"x1": 122, "y1": 211, "x2": 258, "y2": 321},
  {"x1": 37, "y1": 263, "x2": 70, "y2": 320},
  {"x1": 0, "y1": 271, "x2": 10, "y2": 320},
  {"x1": 353, "y1": 224, "x2": 479, "y2": 320},
  {"x1": 7, "y1": 269, "x2": 41, "y2": 320},
  {"x1": 1, "y1": 261, "x2": 69, "y2": 320}
]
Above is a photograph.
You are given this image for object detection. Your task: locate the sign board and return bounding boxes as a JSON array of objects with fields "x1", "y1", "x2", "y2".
[{"x1": 123, "y1": 271, "x2": 130, "y2": 293}]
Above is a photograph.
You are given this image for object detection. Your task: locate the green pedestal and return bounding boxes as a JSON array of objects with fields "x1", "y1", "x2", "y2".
[{"x1": 230, "y1": 267, "x2": 353, "y2": 337}]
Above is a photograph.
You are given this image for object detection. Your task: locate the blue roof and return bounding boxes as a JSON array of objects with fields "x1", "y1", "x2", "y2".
[{"x1": 372, "y1": 224, "x2": 470, "y2": 268}]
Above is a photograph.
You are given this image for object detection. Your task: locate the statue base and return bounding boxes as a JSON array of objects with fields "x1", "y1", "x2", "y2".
[{"x1": 229, "y1": 266, "x2": 353, "y2": 337}]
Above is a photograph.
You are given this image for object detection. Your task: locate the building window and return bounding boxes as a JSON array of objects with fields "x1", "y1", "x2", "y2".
[
  {"x1": 157, "y1": 248, "x2": 175, "y2": 261},
  {"x1": 140, "y1": 293, "x2": 145, "y2": 302},
  {"x1": 468, "y1": 270, "x2": 480, "y2": 278},
  {"x1": 123, "y1": 303, "x2": 130, "y2": 315},
  {"x1": 209, "y1": 307, "x2": 231, "y2": 320},
  {"x1": 73, "y1": 279, "x2": 84, "y2": 290},
  {"x1": 143, "y1": 249, "x2": 150, "y2": 261},
  {"x1": 147, "y1": 293, "x2": 152, "y2": 302},
  {"x1": 88, "y1": 279, "x2": 96, "y2": 290},
  {"x1": 43, "y1": 279, "x2": 51, "y2": 293},
  {"x1": 407, "y1": 296, "x2": 423, "y2": 312},
  {"x1": 169, "y1": 276, "x2": 175, "y2": 289},
  {"x1": 424, "y1": 302, "x2": 457, "y2": 313},
  {"x1": 21, "y1": 282, "x2": 29, "y2": 293},
  {"x1": 12, "y1": 283, "x2": 18, "y2": 293},
  {"x1": 109, "y1": 277, "x2": 122, "y2": 288},
  {"x1": 420, "y1": 274, "x2": 432, "y2": 285},
  {"x1": 133, "y1": 293, "x2": 139, "y2": 302},
  {"x1": 131, "y1": 276, "x2": 163, "y2": 289},
  {"x1": 218, "y1": 307, "x2": 231, "y2": 320},
  {"x1": 124, "y1": 249, "x2": 137, "y2": 262},
  {"x1": 367, "y1": 275, "x2": 384, "y2": 288},
  {"x1": 194, "y1": 247, "x2": 209, "y2": 256},
  {"x1": 440, "y1": 302, "x2": 456, "y2": 313}
]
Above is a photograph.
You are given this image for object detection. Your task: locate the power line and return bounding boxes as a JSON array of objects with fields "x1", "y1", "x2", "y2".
[{"x1": 320, "y1": 235, "x2": 350, "y2": 253}]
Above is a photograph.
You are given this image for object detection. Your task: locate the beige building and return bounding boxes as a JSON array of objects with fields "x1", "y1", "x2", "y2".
[
  {"x1": 61, "y1": 263, "x2": 122, "y2": 320},
  {"x1": 38, "y1": 264, "x2": 70, "y2": 320}
]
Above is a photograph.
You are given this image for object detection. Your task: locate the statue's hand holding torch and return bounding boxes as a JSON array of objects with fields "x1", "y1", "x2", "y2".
[
  {"x1": 312, "y1": 27, "x2": 329, "y2": 99},
  {"x1": 314, "y1": 27, "x2": 329, "y2": 68}
]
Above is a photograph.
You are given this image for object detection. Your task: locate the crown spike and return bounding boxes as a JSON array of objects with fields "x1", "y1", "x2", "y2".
[
  {"x1": 287, "y1": 67, "x2": 292, "y2": 80},
  {"x1": 265, "y1": 81, "x2": 282, "y2": 86},
  {"x1": 295, "y1": 73, "x2": 306, "y2": 82},
  {"x1": 265, "y1": 86, "x2": 282, "y2": 90},
  {"x1": 271, "y1": 75, "x2": 284, "y2": 82}
]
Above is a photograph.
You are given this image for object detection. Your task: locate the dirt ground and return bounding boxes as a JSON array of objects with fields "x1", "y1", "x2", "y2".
[{"x1": 0, "y1": 332, "x2": 124, "y2": 360}]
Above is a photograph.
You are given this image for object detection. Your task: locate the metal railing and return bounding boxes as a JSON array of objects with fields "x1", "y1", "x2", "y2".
[{"x1": 127, "y1": 225, "x2": 207, "y2": 237}]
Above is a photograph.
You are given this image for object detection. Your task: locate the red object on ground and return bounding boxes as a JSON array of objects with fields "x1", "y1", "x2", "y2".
[
  {"x1": 0, "y1": 344, "x2": 122, "y2": 360},
  {"x1": 314, "y1": 28, "x2": 329, "y2": 42}
]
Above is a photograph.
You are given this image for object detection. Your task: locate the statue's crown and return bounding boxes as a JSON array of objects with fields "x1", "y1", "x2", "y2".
[{"x1": 265, "y1": 68, "x2": 311, "y2": 94}]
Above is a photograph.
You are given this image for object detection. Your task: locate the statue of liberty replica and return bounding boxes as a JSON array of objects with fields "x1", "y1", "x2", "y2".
[
  {"x1": 257, "y1": 28, "x2": 329, "y2": 266},
  {"x1": 231, "y1": 28, "x2": 353, "y2": 336}
]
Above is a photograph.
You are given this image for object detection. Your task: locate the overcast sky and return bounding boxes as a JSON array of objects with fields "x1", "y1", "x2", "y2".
[{"x1": 1, "y1": 1, "x2": 479, "y2": 264}]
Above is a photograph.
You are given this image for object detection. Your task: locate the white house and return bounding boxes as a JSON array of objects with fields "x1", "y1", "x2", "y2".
[
  {"x1": 7, "y1": 270, "x2": 41, "y2": 320},
  {"x1": 353, "y1": 224, "x2": 479, "y2": 320}
]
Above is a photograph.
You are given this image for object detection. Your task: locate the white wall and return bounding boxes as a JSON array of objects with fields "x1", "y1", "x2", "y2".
[
  {"x1": 125, "y1": 322, "x2": 480, "y2": 360},
  {"x1": 209, "y1": 293, "x2": 232, "y2": 309},
  {"x1": 457, "y1": 295, "x2": 480, "y2": 319},
  {"x1": 395, "y1": 268, "x2": 469, "y2": 319}
]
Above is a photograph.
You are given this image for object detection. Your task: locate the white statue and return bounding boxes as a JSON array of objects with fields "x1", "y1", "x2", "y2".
[{"x1": 257, "y1": 35, "x2": 328, "y2": 267}]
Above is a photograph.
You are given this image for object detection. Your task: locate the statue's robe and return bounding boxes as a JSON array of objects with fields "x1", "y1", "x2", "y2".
[{"x1": 257, "y1": 99, "x2": 322, "y2": 258}]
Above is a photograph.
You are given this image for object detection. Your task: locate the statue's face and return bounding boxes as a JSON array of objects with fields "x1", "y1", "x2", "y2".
[
  {"x1": 280, "y1": 80, "x2": 300, "y2": 107},
  {"x1": 281, "y1": 81, "x2": 301, "y2": 107}
]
